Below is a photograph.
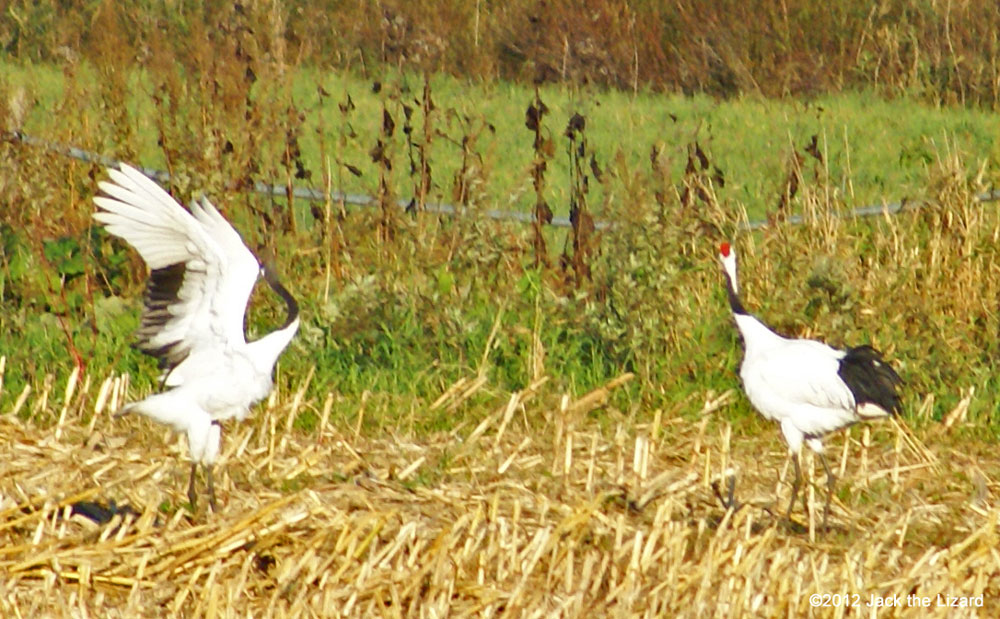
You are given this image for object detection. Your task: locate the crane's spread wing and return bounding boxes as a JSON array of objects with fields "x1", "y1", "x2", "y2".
[
  {"x1": 748, "y1": 339, "x2": 855, "y2": 413},
  {"x1": 187, "y1": 195, "x2": 261, "y2": 344},
  {"x1": 93, "y1": 164, "x2": 260, "y2": 370}
]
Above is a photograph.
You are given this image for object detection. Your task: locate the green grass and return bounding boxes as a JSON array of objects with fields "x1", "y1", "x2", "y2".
[{"x1": 5, "y1": 59, "x2": 1000, "y2": 221}]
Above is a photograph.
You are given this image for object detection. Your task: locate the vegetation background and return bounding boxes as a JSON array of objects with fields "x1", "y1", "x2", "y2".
[{"x1": 1, "y1": 1, "x2": 1000, "y2": 616}]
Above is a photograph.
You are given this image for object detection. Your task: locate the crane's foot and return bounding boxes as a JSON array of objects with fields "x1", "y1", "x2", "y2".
[{"x1": 712, "y1": 472, "x2": 742, "y2": 512}]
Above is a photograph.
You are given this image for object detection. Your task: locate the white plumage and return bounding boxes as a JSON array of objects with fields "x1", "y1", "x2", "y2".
[
  {"x1": 719, "y1": 242, "x2": 902, "y2": 527},
  {"x1": 94, "y1": 163, "x2": 300, "y2": 511}
]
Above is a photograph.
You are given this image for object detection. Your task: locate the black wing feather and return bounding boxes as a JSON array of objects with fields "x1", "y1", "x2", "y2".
[
  {"x1": 837, "y1": 345, "x2": 903, "y2": 415},
  {"x1": 134, "y1": 262, "x2": 189, "y2": 369}
]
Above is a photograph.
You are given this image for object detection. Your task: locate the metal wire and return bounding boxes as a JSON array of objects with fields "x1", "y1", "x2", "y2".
[{"x1": 6, "y1": 130, "x2": 998, "y2": 231}]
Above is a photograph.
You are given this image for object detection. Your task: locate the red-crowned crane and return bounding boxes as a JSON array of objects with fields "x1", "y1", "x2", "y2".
[
  {"x1": 94, "y1": 164, "x2": 300, "y2": 512},
  {"x1": 718, "y1": 242, "x2": 902, "y2": 528}
]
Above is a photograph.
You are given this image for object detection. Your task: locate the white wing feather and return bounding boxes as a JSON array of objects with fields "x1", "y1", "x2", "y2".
[
  {"x1": 93, "y1": 163, "x2": 260, "y2": 368},
  {"x1": 188, "y1": 196, "x2": 260, "y2": 347}
]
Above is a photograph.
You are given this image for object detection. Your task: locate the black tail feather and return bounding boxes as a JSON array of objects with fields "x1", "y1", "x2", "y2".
[{"x1": 838, "y1": 345, "x2": 903, "y2": 415}]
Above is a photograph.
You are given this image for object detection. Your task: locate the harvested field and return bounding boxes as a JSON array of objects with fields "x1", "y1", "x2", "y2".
[
  {"x1": 1, "y1": 364, "x2": 996, "y2": 617},
  {"x1": 5, "y1": 4, "x2": 1000, "y2": 615}
]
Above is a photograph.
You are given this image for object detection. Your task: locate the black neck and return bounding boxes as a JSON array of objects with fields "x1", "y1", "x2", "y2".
[
  {"x1": 261, "y1": 263, "x2": 299, "y2": 329},
  {"x1": 724, "y1": 271, "x2": 748, "y2": 315}
]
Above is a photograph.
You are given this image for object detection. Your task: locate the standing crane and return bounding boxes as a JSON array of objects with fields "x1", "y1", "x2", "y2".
[
  {"x1": 718, "y1": 242, "x2": 902, "y2": 528},
  {"x1": 94, "y1": 163, "x2": 300, "y2": 512}
]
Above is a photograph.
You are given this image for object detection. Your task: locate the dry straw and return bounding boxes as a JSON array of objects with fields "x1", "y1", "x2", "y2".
[{"x1": 1, "y1": 367, "x2": 997, "y2": 617}]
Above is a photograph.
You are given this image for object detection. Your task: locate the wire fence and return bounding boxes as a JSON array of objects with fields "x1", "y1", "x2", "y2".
[{"x1": 6, "y1": 130, "x2": 999, "y2": 231}]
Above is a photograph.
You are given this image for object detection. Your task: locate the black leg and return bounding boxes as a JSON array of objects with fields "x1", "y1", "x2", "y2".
[
  {"x1": 206, "y1": 465, "x2": 218, "y2": 513},
  {"x1": 787, "y1": 453, "x2": 802, "y2": 521},
  {"x1": 818, "y1": 453, "x2": 836, "y2": 530},
  {"x1": 712, "y1": 473, "x2": 740, "y2": 511},
  {"x1": 187, "y1": 462, "x2": 199, "y2": 510},
  {"x1": 801, "y1": 467, "x2": 810, "y2": 519}
]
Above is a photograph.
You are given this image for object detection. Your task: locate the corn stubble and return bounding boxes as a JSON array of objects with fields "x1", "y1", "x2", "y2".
[{"x1": 0, "y1": 363, "x2": 996, "y2": 617}]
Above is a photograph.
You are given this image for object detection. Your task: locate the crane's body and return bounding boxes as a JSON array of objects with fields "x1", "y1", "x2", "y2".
[
  {"x1": 94, "y1": 163, "x2": 299, "y2": 511},
  {"x1": 121, "y1": 347, "x2": 274, "y2": 460},
  {"x1": 719, "y1": 242, "x2": 901, "y2": 527}
]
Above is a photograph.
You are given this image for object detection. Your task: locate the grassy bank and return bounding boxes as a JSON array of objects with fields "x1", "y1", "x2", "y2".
[{"x1": 4, "y1": 59, "x2": 1000, "y2": 223}]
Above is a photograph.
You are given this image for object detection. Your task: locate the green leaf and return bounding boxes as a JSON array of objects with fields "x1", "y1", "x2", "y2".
[{"x1": 43, "y1": 236, "x2": 86, "y2": 277}]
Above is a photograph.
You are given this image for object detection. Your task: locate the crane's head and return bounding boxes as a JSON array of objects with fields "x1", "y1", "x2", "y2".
[{"x1": 718, "y1": 242, "x2": 738, "y2": 292}]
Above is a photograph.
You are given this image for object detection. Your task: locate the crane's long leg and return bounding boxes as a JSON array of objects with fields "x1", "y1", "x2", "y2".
[
  {"x1": 725, "y1": 474, "x2": 737, "y2": 510},
  {"x1": 206, "y1": 466, "x2": 218, "y2": 513},
  {"x1": 818, "y1": 452, "x2": 836, "y2": 530},
  {"x1": 787, "y1": 453, "x2": 803, "y2": 521},
  {"x1": 187, "y1": 462, "x2": 199, "y2": 511}
]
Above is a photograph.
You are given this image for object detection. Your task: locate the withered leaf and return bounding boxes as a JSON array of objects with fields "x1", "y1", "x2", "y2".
[
  {"x1": 338, "y1": 94, "x2": 355, "y2": 113},
  {"x1": 590, "y1": 155, "x2": 603, "y2": 182},
  {"x1": 525, "y1": 103, "x2": 540, "y2": 132},
  {"x1": 712, "y1": 166, "x2": 725, "y2": 187},
  {"x1": 567, "y1": 112, "x2": 585, "y2": 134},
  {"x1": 541, "y1": 138, "x2": 555, "y2": 158},
  {"x1": 382, "y1": 109, "x2": 395, "y2": 136},
  {"x1": 536, "y1": 199, "x2": 553, "y2": 225},
  {"x1": 695, "y1": 142, "x2": 709, "y2": 170}
]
